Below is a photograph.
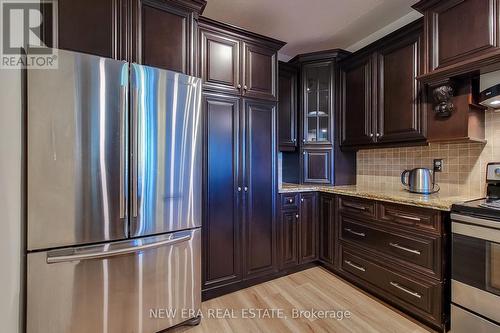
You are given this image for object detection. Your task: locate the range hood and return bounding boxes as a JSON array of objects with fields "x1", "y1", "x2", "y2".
[{"x1": 479, "y1": 70, "x2": 500, "y2": 109}]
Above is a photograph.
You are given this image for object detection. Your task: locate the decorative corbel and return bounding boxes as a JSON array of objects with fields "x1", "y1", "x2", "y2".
[{"x1": 432, "y1": 84, "x2": 455, "y2": 117}]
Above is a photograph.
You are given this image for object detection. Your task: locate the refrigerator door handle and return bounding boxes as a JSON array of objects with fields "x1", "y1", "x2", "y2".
[
  {"x1": 119, "y1": 85, "x2": 128, "y2": 219},
  {"x1": 46, "y1": 232, "x2": 192, "y2": 264},
  {"x1": 132, "y1": 86, "x2": 139, "y2": 218}
]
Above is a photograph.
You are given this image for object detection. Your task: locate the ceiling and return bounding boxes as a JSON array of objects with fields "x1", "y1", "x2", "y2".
[{"x1": 203, "y1": 0, "x2": 421, "y2": 59}]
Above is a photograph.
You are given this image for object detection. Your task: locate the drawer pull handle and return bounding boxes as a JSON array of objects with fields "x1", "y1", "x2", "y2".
[
  {"x1": 390, "y1": 282, "x2": 422, "y2": 299},
  {"x1": 392, "y1": 213, "x2": 421, "y2": 222},
  {"x1": 344, "y1": 260, "x2": 366, "y2": 272},
  {"x1": 344, "y1": 202, "x2": 367, "y2": 211},
  {"x1": 389, "y1": 242, "x2": 421, "y2": 255},
  {"x1": 345, "y1": 228, "x2": 366, "y2": 237}
]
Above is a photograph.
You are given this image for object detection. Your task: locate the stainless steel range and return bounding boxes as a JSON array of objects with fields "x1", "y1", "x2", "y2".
[
  {"x1": 26, "y1": 49, "x2": 202, "y2": 333},
  {"x1": 451, "y1": 162, "x2": 500, "y2": 333}
]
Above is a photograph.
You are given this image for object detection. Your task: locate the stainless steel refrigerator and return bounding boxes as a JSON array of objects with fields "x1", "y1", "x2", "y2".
[{"x1": 26, "y1": 49, "x2": 202, "y2": 333}]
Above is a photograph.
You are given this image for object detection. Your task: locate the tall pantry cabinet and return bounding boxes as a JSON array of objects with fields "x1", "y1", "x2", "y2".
[{"x1": 199, "y1": 17, "x2": 285, "y2": 299}]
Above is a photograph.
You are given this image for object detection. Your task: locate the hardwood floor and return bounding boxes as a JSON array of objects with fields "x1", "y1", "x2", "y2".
[{"x1": 173, "y1": 267, "x2": 434, "y2": 333}]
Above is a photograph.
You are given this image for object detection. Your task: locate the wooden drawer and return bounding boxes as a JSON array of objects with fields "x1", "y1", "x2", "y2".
[
  {"x1": 338, "y1": 196, "x2": 376, "y2": 219},
  {"x1": 281, "y1": 193, "x2": 299, "y2": 210},
  {"x1": 339, "y1": 245, "x2": 442, "y2": 325},
  {"x1": 377, "y1": 202, "x2": 441, "y2": 234},
  {"x1": 339, "y1": 215, "x2": 441, "y2": 279}
]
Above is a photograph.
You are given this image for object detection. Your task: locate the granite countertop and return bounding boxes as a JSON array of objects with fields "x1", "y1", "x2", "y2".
[{"x1": 279, "y1": 183, "x2": 482, "y2": 211}]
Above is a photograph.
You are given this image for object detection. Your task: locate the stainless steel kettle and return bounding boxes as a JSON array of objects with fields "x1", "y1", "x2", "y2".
[{"x1": 401, "y1": 168, "x2": 440, "y2": 194}]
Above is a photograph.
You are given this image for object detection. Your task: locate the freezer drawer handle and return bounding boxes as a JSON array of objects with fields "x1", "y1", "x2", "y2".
[{"x1": 46, "y1": 233, "x2": 192, "y2": 264}]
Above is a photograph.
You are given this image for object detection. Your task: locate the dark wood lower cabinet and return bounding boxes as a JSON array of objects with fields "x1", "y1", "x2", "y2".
[
  {"x1": 280, "y1": 211, "x2": 299, "y2": 269},
  {"x1": 298, "y1": 193, "x2": 318, "y2": 263},
  {"x1": 319, "y1": 193, "x2": 335, "y2": 266},
  {"x1": 277, "y1": 192, "x2": 449, "y2": 331},
  {"x1": 334, "y1": 195, "x2": 449, "y2": 331},
  {"x1": 279, "y1": 192, "x2": 317, "y2": 269}
]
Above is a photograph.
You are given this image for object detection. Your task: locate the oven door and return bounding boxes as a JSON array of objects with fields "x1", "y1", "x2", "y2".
[{"x1": 451, "y1": 214, "x2": 500, "y2": 327}]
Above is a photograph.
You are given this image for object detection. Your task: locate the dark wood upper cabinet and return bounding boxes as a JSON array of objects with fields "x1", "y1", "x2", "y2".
[
  {"x1": 340, "y1": 19, "x2": 426, "y2": 149},
  {"x1": 199, "y1": 28, "x2": 241, "y2": 94},
  {"x1": 299, "y1": 193, "x2": 317, "y2": 263},
  {"x1": 46, "y1": 0, "x2": 123, "y2": 59},
  {"x1": 202, "y1": 92, "x2": 241, "y2": 291},
  {"x1": 413, "y1": 0, "x2": 500, "y2": 84},
  {"x1": 302, "y1": 148, "x2": 332, "y2": 184},
  {"x1": 198, "y1": 17, "x2": 284, "y2": 101},
  {"x1": 278, "y1": 62, "x2": 298, "y2": 151},
  {"x1": 376, "y1": 23, "x2": 426, "y2": 144},
  {"x1": 242, "y1": 42, "x2": 277, "y2": 100},
  {"x1": 47, "y1": 0, "x2": 206, "y2": 72},
  {"x1": 287, "y1": 49, "x2": 356, "y2": 186},
  {"x1": 340, "y1": 56, "x2": 374, "y2": 147},
  {"x1": 131, "y1": 0, "x2": 205, "y2": 74},
  {"x1": 302, "y1": 61, "x2": 334, "y2": 145},
  {"x1": 243, "y1": 99, "x2": 277, "y2": 278}
]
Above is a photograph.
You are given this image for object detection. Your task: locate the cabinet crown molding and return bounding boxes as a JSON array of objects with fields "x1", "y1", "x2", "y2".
[
  {"x1": 199, "y1": 16, "x2": 286, "y2": 50},
  {"x1": 289, "y1": 48, "x2": 351, "y2": 63}
]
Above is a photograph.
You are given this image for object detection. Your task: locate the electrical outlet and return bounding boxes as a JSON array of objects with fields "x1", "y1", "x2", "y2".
[{"x1": 433, "y1": 159, "x2": 443, "y2": 172}]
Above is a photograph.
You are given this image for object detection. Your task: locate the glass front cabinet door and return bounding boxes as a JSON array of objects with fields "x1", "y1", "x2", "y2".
[{"x1": 302, "y1": 61, "x2": 333, "y2": 144}]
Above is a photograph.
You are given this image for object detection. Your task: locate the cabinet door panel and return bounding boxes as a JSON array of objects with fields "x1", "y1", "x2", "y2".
[
  {"x1": 319, "y1": 194, "x2": 335, "y2": 265},
  {"x1": 302, "y1": 62, "x2": 333, "y2": 145},
  {"x1": 243, "y1": 99, "x2": 277, "y2": 278},
  {"x1": 200, "y1": 29, "x2": 241, "y2": 94},
  {"x1": 377, "y1": 31, "x2": 425, "y2": 143},
  {"x1": 280, "y1": 210, "x2": 299, "y2": 269},
  {"x1": 302, "y1": 149, "x2": 332, "y2": 184},
  {"x1": 299, "y1": 193, "x2": 317, "y2": 263},
  {"x1": 243, "y1": 43, "x2": 277, "y2": 100},
  {"x1": 432, "y1": 0, "x2": 498, "y2": 69},
  {"x1": 278, "y1": 63, "x2": 297, "y2": 151},
  {"x1": 133, "y1": 0, "x2": 193, "y2": 74},
  {"x1": 340, "y1": 58, "x2": 374, "y2": 146},
  {"x1": 53, "y1": 0, "x2": 120, "y2": 58},
  {"x1": 202, "y1": 93, "x2": 241, "y2": 289}
]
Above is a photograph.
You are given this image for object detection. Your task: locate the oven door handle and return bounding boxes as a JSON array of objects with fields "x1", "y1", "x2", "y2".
[{"x1": 452, "y1": 214, "x2": 500, "y2": 243}]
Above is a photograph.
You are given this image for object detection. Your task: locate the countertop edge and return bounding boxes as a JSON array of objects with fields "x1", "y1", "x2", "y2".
[{"x1": 278, "y1": 186, "x2": 479, "y2": 212}]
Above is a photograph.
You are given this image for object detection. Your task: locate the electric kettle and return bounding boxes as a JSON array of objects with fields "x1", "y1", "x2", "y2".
[{"x1": 401, "y1": 168, "x2": 440, "y2": 194}]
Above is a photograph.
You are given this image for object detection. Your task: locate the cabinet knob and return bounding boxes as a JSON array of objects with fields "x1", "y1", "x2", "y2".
[
  {"x1": 237, "y1": 84, "x2": 242, "y2": 89},
  {"x1": 295, "y1": 214, "x2": 299, "y2": 219},
  {"x1": 288, "y1": 198, "x2": 293, "y2": 203},
  {"x1": 301, "y1": 198, "x2": 304, "y2": 202},
  {"x1": 376, "y1": 133, "x2": 381, "y2": 137},
  {"x1": 243, "y1": 85, "x2": 248, "y2": 90},
  {"x1": 369, "y1": 133, "x2": 374, "y2": 138},
  {"x1": 244, "y1": 186, "x2": 248, "y2": 192},
  {"x1": 302, "y1": 139, "x2": 306, "y2": 143},
  {"x1": 303, "y1": 152, "x2": 306, "y2": 155},
  {"x1": 237, "y1": 187, "x2": 242, "y2": 192}
]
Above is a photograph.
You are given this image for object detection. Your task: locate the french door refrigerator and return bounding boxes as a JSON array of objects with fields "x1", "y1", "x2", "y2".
[{"x1": 26, "y1": 49, "x2": 202, "y2": 333}]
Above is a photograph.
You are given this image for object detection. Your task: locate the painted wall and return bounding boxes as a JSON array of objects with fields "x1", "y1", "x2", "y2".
[
  {"x1": 0, "y1": 68, "x2": 22, "y2": 333},
  {"x1": 357, "y1": 110, "x2": 500, "y2": 197}
]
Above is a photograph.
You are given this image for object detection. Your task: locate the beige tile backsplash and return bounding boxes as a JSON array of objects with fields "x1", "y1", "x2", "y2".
[{"x1": 357, "y1": 110, "x2": 500, "y2": 197}]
